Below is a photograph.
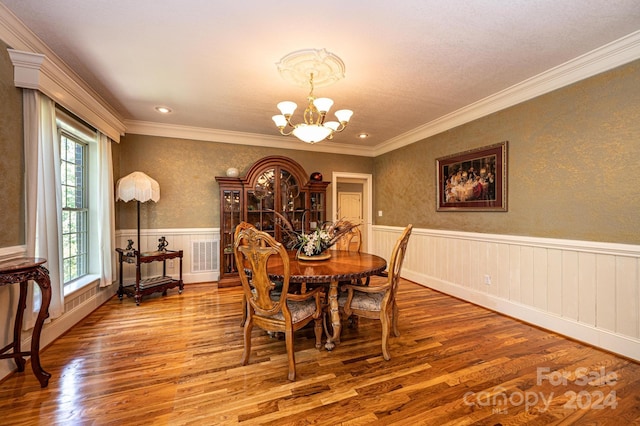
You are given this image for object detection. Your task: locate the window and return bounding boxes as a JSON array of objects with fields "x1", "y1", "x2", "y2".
[
  {"x1": 56, "y1": 108, "x2": 99, "y2": 295},
  {"x1": 60, "y1": 131, "x2": 88, "y2": 285}
]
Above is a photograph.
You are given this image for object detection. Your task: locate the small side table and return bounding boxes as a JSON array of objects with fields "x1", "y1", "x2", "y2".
[
  {"x1": 116, "y1": 248, "x2": 184, "y2": 305},
  {"x1": 0, "y1": 257, "x2": 52, "y2": 388}
]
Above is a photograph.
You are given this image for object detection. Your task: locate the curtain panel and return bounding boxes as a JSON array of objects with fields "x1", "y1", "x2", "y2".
[
  {"x1": 23, "y1": 89, "x2": 64, "y2": 329},
  {"x1": 22, "y1": 91, "x2": 116, "y2": 330},
  {"x1": 97, "y1": 131, "x2": 115, "y2": 288}
]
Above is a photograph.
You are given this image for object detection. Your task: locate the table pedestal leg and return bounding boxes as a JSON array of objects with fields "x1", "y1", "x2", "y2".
[{"x1": 324, "y1": 280, "x2": 341, "y2": 351}]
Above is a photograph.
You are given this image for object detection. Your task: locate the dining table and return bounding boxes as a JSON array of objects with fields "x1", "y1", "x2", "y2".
[{"x1": 264, "y1": 250, "x2": 387, "y2": 350}]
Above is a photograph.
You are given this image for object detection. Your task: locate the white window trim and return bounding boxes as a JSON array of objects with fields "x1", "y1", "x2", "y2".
[{"x1": 56, "y1": 109, "x2": 100, "y2": 298}]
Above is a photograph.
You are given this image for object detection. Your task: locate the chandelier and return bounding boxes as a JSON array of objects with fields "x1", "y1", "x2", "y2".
[{"x1": 272, "y1": 49, "x2": 353, "y2": 144}]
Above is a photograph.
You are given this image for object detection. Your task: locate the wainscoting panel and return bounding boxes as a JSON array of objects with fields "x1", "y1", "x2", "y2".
[
  {"x1": 116, "y1": 228, "x2": 219, "y2": 284},
  {"x1": 371, "y1": 225, "x2": 640, "y2": 361}
]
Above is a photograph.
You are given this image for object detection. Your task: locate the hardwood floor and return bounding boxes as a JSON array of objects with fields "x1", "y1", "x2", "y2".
[{"x1": 1, "y1": 281, "x2": 638, "y2": 425}]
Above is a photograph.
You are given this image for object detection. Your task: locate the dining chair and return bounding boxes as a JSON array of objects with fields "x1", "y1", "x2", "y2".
[
  {"x1": 236, "y1": 221, "x2": 257, "y2": 327},
  {"x1": 234, "y1": 226, "x2": 325, "y2": 381},
  {"x1": 332, "y1": 226, "x2": 361, "y2": 252},
  {"x1": 333, "y1": 225, "x2": 366, "y2": 288},
  {"x1": 338, "y1": 224, "x2": 413, "y2": 360}
]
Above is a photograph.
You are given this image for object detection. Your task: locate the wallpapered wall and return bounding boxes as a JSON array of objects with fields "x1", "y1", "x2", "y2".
[
  {"x1": 114, "y1": 135, "x2": 374, "y2": 230},
  {"x1": 0, "y1": 40, "x2": 24, "y2": 248},
  {"x1": 374, "y1": 59, "x2": 640, "y2": 245}
]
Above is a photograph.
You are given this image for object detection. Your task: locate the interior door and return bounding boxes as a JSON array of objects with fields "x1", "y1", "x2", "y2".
[{"x1": 338, "y1": 191, "x2": 364, "y2": 248}]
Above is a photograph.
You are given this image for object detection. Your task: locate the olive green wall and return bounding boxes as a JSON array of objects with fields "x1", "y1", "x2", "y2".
[
  {"x1": 374, "y1": 59, "x2": 640, "y2": 245},
  {"x1": 0, "y1": 40, "x2": 24, "y2": 248},
  {"x1": 114, "y1": 135, "x2": 374, "y2": 230}
]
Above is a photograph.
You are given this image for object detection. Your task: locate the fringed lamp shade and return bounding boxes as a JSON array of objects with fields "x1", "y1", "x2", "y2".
[
  {"x1": 115, "y1": 171, "x2": 160, "y2": 203},
  {"x1": 115, "y1": 171, "x2": 160, "y2": 252}
]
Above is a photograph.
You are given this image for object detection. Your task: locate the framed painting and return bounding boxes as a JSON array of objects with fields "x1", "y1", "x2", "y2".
[{"x1": 436, "y1": 141, "x2": 508, "y2": 211}]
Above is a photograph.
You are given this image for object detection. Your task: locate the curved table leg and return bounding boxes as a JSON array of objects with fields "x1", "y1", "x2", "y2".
[
  {"x1": 31, "y1": 267, "x2": 52, "y2": 388},
  {"x1": 324, "y1": 280, "x2": 341, "y2": 351},
  {"x1": 12, "y1": 282, "x2": 28, "y2": 372}
]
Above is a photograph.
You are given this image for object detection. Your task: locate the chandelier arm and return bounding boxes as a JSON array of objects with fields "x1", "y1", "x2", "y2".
[
  {"x1": 281, "y1": 113, "x2": 300, "y2": 128},
  {"x1": 278, "y1": 127, "x2": 295, "y2": 136},
  {"x1": 330, "y1": 122, "x2": 347, "y2": 133}
]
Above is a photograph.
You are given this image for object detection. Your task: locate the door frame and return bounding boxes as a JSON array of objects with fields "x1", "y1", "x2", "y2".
[{"x1": 332, "y1": 172, "x2": 373, "y2": 253}]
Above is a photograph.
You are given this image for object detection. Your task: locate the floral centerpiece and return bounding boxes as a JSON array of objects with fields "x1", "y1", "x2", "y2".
[
  {"x1": 296, "y1": 227, "x2": 332, "y2": 257},
  {"x1": 273, "y1": 212, "x2": 359, "y2": 260}
]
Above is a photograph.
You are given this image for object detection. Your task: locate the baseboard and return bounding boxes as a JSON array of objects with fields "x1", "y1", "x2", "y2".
[
  {"x1": 183, "y1": 271, "x2": 218, "y2": 284},
  {"x1": 403, "y1": 269, "x2": 640, "y2": 362}
]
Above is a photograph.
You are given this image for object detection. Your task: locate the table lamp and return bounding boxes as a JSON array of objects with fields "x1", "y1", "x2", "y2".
[{"x1": 115, "y1": 171, "x2": 160, "y2": 252}]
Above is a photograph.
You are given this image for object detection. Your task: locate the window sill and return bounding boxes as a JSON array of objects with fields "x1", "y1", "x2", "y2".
[{"x1": 64, "y1": 274, "x2": 101, "y2": 298}]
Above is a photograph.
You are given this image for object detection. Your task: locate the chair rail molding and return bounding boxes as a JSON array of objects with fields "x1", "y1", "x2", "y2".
[{"x1": 116, "y1": 228, "x2": 220, "y2": 284}]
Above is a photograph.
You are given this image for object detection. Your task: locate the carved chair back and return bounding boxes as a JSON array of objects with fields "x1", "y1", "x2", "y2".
[
  {"x1": 333, "y1": 226, "x2": 361, "y2": 252},
  {"x1": 387, "y1": 224, "x2": 413, "y2": 305},
  {"x1": 235, "y1": 227, "x2": 291, "y2": 317}
]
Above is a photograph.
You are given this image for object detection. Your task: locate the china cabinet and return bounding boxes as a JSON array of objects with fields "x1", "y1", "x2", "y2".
[{"x1": 216, "y1": 156, "x2": 329, "y2": 286}]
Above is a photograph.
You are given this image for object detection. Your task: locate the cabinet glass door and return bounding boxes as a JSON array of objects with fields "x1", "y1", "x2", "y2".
[
  {"x1": 309, "y1": 192, "x2": 325, "y2": 229},
  {"x1": 222, "y1": 189, "x2": 241, "y2": 273},
  {"x1": 246, "y1": 169, "x2": 276, "y2": 237},
  {"x1": 280, "y1": 169, "x2": 306, "y2": 228}
]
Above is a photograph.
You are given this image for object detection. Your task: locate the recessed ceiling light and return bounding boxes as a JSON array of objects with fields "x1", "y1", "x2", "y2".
[
  {"x1": 155, "y1": 106, "x2": 172, "y2": 114},
  {"x1": 357, "y1": 133, "x2": 369, "y2": 139}
]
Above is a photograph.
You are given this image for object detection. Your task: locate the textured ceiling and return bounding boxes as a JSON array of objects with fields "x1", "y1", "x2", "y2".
[{"x1": 2, "y1": 1, "x2": 640, "y2": 154}]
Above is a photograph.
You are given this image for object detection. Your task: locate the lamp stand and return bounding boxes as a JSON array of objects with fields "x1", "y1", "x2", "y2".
[{"x1": 137, "y1": 200, "x2": 141, "y2": 253}]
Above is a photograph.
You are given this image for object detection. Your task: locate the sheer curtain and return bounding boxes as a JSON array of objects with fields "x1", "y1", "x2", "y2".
[
  {"x1": 23, "y1": 89, "x2": 64, "y2": 330},
  {"x1": 97, "y1": 131, "x2": 115, "y2": 287}
]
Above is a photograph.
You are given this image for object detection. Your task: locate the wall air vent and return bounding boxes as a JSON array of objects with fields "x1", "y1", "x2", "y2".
[{"x1": 191, "y1": 240, "x2": 218, "y2": 272}]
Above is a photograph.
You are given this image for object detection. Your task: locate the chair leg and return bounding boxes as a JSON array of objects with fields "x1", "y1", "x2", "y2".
[
  {"x1": 349, "y1": 315, "x2": 359, "y2": 329},
  {"x1": 285, "y1": 329, "x2": 296, "y2": 381},
  {"x1": 381, "y1": 309, "x2": 391, "y2": 361},
  {"x1": 314, "y1": 317, "x2": 323, "y2": 349},
  {"x1": 241, "y1": 317, "x2": 253, "y2": 366},
  {"x1": 240, "y1": 294, "x2": 247, "y2": 327},
  {"x1": 392, "y1": 301, "x2": 400, "y2": 337}
]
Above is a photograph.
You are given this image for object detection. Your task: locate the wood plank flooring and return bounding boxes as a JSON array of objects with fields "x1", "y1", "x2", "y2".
[{"x1": 0, "y1": 281, "x2": 638, "y2": 425}]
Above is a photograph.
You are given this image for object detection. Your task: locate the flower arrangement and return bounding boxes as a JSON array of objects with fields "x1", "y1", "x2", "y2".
[
  {"x1": 272, "y1": 211, "x2": 359, "y2": 258},
  {"x1": 295, "y1": 226, "x2": 333, "y2": 256},
  {"x1": 294, "y1": 219, "x2": 359, "y2": 257}
]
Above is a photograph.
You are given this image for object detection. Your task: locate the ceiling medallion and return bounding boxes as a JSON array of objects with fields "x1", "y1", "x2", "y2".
[
  {"x1": 276, "y1": 48, "x2": 346, "y2": 88},
  {"x1": 272, "y1": 48, "x2": 353, "y2": 144}
]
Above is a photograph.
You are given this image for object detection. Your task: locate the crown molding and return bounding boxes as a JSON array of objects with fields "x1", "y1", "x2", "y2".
[
  {"x1": 373, "y1": 30, "x2": 640, "y2": 156},
  {"x1": 4, "y1": 0, "x2": 636, "y2": 155},
  {"x1": 1, "y1": 3, "x2": 125, "y2": 141},
  {"x1": 127, "y1": 30, "x2": 640, "y2": 158},
  {"x1": 123, "y1": 120, "x2": 378, "y2": 157}
]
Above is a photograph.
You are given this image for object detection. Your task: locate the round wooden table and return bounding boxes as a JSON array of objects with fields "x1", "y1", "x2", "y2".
[
  {"x1": 265, "y1": 250, "x2": 387, "y2": 350},
  {"x1": 0, "y1": 257, "x2": 52, "y2": 387}
]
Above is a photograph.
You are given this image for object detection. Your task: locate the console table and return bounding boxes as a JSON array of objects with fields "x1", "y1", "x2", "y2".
[
  {"x1": 116, "y1": 249, "x2": 184, "y2": 305},
  {"x1": 0, "y1": 257, "x2": 52, "y2": 388}
]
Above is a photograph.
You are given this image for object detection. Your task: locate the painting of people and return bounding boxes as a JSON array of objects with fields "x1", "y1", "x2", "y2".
[{"x1": 436, "y1": 142, "x2": 507, "y2": 211}]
